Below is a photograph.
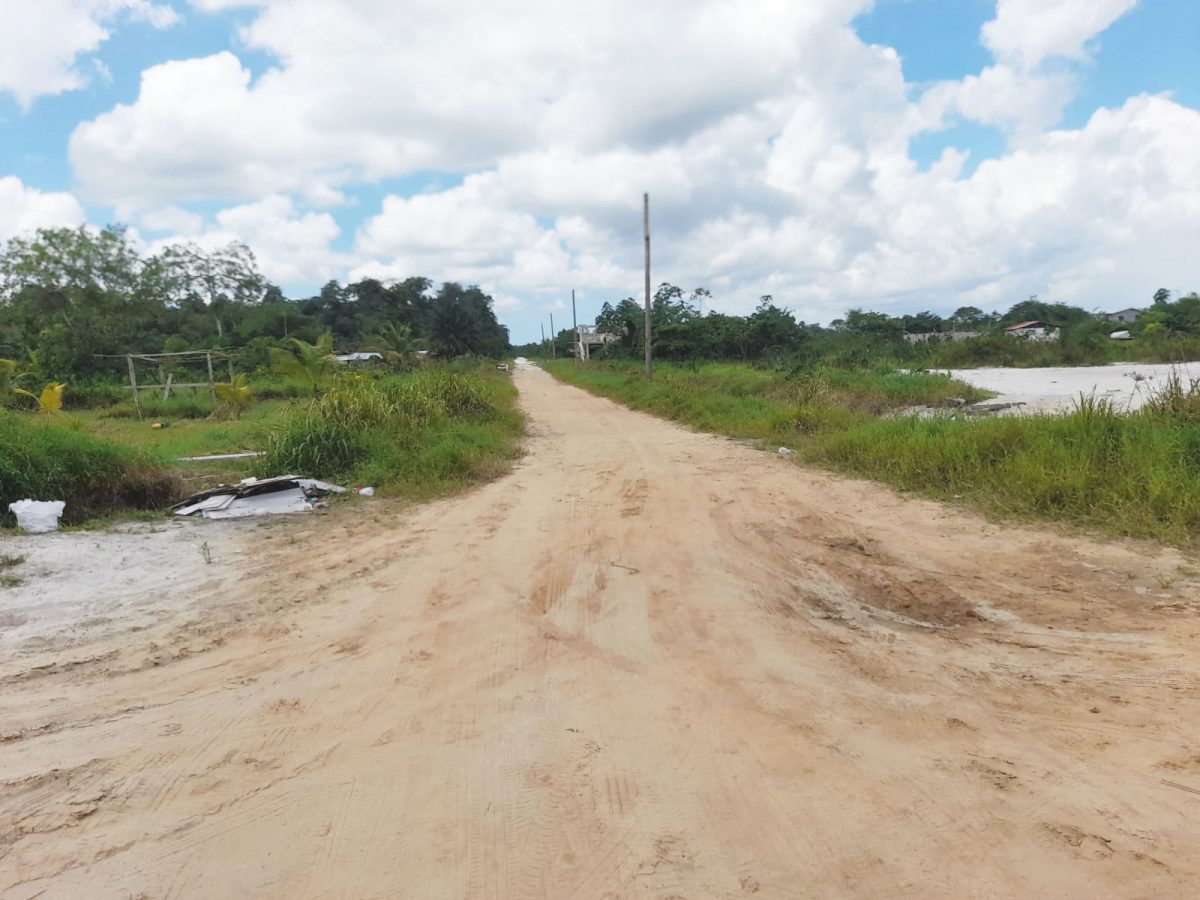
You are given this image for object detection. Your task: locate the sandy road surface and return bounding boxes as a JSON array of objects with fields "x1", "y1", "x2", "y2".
[{"x1": 4, "y1": 364, "x2": 1200, "y2": 898}]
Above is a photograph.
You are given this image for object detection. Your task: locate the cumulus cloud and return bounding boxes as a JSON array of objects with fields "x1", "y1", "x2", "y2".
[
  {"x1": 982, "y1": 0, "x2": 1139, "y2": 70},
  {"x1": 0, "y1": 177, "x2": 87, "y2": 242},
  {"x1": 148, "y1": 195, "x2": 345, "y2": 285},
  {"x1": 0, "y1": 0, "x2": 178, "y2": 108},
  {"x1": 52, "y1": 0, "x2": 1200, "y2": 333},
  {"x1": 71, "y1": 0, "x2": 870, "y2": 207}
]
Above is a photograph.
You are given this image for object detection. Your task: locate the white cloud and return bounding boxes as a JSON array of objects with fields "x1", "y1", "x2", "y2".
[
  {"x1": 982, "y1": 0, "x2": 1139, "y2": 70},
  {"x1": 0, "y1": 0, "x2": 178, "y2": 108},
  {"x1": 918, "y1": 65, "x2": 1076, "y2": 136},
  {"x1": 0, "y1": 177, "x2": 87, "y2": 242},
  {"x1": 148, "y1": 195, "x2": 344, "y2": 285},
  {"x1": 70, "y1": 0, "x2": 870, "y2": 207},
  {"x1": 51, "y1": 0, "x2": 1200, "y2": 334},
  {"x1": 139, "y1": 205, "x2": 204, "y2": 235}
]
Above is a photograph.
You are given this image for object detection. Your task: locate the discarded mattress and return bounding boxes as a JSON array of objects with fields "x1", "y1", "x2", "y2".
[{"x1": 171, "y1": 475, "x2": 346, "y2": 519}]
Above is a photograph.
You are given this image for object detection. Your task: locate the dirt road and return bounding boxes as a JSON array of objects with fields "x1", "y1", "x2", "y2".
[{"x1": 4, "y1": 364, "x2": 1200, "y2": 898}]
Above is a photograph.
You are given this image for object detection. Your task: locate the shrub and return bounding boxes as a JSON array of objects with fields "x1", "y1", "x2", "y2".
[
  {"x1": 61, "y1": 380, "x2": 126, "y2": 410},
  {"x1": 256, "y1": 367, "x2": 520, "y2": 493}
]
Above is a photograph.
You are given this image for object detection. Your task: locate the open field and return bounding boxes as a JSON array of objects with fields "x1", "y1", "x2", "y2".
[{"x1": 2, "y1": 364, "x2": 1199, "y2": 897}]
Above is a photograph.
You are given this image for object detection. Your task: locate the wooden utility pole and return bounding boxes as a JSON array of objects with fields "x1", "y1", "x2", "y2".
[
  {"x1": 550, "y1": 313, "x2": 556, "y2": 359},
  {"x1": 643, "y1": 192, "x2": 652, "y2": 381},
  {"x1": 540, "y1": 322, "x2": 546, "y2": 358},
  {"x1": 571, "y1": 289, "x2": 579, "y2": 370}
]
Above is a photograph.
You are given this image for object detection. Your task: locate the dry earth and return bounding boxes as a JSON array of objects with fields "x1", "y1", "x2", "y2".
[{"x1": 3, "y1": 363, "x2": 1200, "y2": 898}]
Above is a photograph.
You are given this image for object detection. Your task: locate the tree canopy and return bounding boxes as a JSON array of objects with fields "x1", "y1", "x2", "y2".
[{"x1": 0, "y1": 227, "x2": 509, "y2": 381}]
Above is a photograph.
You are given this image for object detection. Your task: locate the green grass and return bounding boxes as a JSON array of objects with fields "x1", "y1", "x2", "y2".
[
  {"x1": 0, "y1": 410, "x2": 180, "y2": 525},
  {"x1": 0, "y1": 554, "x2": 24, "y2": 588},
  {"x1": 69, "y1": 399, "x2": 291, "y2": 487},
  {"x1": 3, "y1": 366, "x2": 524, "y2": 527},
  {"x1": 257, "y1": 367, "x2": 523, "y2": 499},
  {"x1": 546, "y1": 360, "x2": 1200, "y2": 549},
  {"x1": 809, "y1": 397, "x2": 1200, "y2": 546},
  {"x1": 545, "y1": 360, "x2": 987, "y2": 442}
]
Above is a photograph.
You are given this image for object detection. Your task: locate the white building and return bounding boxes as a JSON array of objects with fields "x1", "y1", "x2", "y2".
[
  {"x1": 1003, "y1": 321, "x2": 1060, "y2": 342},
  {"x1": 1099, "y1": 308, "x2": 1142, "y2": 324}
]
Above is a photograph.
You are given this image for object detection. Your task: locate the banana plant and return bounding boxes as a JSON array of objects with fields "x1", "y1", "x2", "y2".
[
  {"x1": 269, "y1": 332, "x2": 339, "y2": 396},
  {"x1": 14, "y1": 382, "x2": 66, "y2": 414}
]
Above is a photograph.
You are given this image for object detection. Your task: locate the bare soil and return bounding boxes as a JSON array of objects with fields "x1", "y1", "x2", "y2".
[{"x1": 3, "y1": 364, "x2": 1200, "y2": 898}]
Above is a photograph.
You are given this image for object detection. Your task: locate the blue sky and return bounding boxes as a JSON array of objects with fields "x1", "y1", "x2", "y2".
[{"x1": 1, "y1": 0, "x2": 1198, "y2": 343}]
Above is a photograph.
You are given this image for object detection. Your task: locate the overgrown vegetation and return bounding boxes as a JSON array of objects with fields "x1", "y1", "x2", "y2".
[
  {"x1": 547, "y1": 360, "x2": 1200, "y2": 548},
  {"x1": 545, "y1": 360, "x2": 987, "y2": 442},
  {"x1": 0, "y1": 227, "x2": 523, "y2": 525},
  {"x1": 0, "y1": 410, "x2": 179, "y2": 524},
  {"x1": 812, "y1": 385, "x2": 1200, "y2": 546},
  {"x1": 259, "y1": 368, "x2": 523, "y2": 497}
]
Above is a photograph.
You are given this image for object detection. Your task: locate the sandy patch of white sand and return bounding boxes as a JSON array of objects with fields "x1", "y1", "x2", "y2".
[{"x1": 944, "y1": 362, "x2": 1200, "y2": 414}]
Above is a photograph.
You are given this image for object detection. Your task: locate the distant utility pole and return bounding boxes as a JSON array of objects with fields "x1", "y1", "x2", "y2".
[
  {"x1": 571, "y1": 289, "x2": 579, "y2": 370},
  {"x1": 540, "y1": 322, "x2": 546, "y2": 358},
  {"x1": 550, "y1": 313, "x2": 556, "y2": 359},
  {"x1": 643, "y1": 192, "x2": 652, "y2": 381}
]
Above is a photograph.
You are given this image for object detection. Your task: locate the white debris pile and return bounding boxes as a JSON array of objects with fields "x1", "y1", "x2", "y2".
[{"x1": 172, "y1": 475, "x2": 347, "y2": 519}]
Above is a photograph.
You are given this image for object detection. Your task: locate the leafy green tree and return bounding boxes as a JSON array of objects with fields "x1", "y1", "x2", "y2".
[
  {"x1": 429, "y1": 283, "x2": 508, "y2": 356},
  {"x1": 949, "y1": 306, "x2": 985, "y2": 328}
]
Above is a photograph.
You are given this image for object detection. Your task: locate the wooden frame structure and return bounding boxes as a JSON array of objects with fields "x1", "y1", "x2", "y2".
[{"x1": 104, "y1": 350, "x2": 234, "y2": 419}]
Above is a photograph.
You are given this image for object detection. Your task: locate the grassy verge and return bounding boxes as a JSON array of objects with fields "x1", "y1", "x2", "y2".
[
  {"x1": 257, "y1": 367, "x2": 523, "y2": 499},
  {"x1": 545, "y1": 360, "x2": 988, "y2": 441},
  {"x1": 0, "y1": 411, "x2": 180, "y2": 525},
  {"x1": 3, "y1": 365, "x2": 523, "y2": 527},
  {"x1": 546, "y1": 360, "x2": 1200, "y2": 549}
]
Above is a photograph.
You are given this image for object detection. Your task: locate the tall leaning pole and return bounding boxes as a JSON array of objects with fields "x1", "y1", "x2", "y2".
[{"x1": 643, "y1": 192, "x2": 652, "y2": 381}]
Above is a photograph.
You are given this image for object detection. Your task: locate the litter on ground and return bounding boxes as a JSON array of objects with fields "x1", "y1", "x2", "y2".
[
  {"x1": 172, "y1": 475, "x2": 347, "y2": 519},
  {"x1": 8, "y1": 499, "x2": 66, "y2": 534}
]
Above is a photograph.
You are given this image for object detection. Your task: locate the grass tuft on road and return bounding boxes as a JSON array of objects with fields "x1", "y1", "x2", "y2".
[{"x1": 546, "y1": 360, "x2": 1200, "y2": 549}]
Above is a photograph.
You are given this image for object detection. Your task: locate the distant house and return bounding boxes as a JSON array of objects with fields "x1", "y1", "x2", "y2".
[
  {"x1": 574, "y1": 325, "x2": 619, "y2": 360},
  {"x1": 903, "y1": 331, "x2": 981, "y2": 344},
  {"x1": 1099, "y1": 308, "x2": 1142, "y2": 324},
  {"x1": 1004, "y1": 321, "x2": 1060, "y2": 342},
  {"x1": 335, "y1": 352, "x2": 384, "y2": 364}
]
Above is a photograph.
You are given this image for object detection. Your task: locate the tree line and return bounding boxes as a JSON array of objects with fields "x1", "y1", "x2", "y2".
[
  {"x1": 517, "y1": 285, "x2": 1200, "y2": 366},
  {"x1": 0, "y1": 226, "x2": 509, "y2": 382}
]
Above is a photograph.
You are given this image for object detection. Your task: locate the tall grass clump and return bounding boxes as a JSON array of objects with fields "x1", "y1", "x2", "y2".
[
  {"x1": 257, "y1": 368, "x2": 521, "y2": 496},
  {"x1": 0, "y1": 411, "x2": 179, "y2": 524},
  {"x1": 810, "y1": 389, "x2": 1200, "y2": 547}
]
